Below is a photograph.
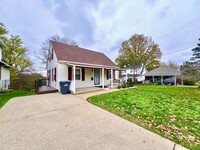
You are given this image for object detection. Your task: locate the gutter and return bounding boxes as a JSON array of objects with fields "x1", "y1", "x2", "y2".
[{"x1": 59, "y1": 60, "x2": 119, "y2": 69}]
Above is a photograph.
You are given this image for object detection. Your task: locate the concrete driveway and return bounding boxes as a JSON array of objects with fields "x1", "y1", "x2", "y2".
[{"x1": 0, "y1": 93, "x2": 186, "y2": 150}]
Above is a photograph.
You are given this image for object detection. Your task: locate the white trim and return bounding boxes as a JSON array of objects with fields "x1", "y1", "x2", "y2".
[
  {"x1": 102, "y1": 68, "x2": 104, "y2": 89},
  {"x1": 73, "y1": 65, "x2": 76, "y2": 93},
  {"x1": 59, "y1": 60, "x2": 118, "y2": 69},
  {"x1": 111, "y1": 69, "x2": 113, "y2": 88}
]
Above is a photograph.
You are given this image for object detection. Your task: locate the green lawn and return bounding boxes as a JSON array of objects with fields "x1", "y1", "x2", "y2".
[
  {"x1": 0, "y1": 90, "x2": 34, "y2": 108},
  {"x1": 87, "y1": 85, "x2": 200, "y2": 150}
]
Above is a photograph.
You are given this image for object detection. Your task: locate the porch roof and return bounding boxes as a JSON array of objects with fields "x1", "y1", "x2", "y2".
[
  {"x1": 0, "y1": 60, "x2": 10, "y2": 68},
  {"x1": 52, "y1": 41, "x2": 118, "y2": 69},
  {"x1": 59, "y1": 60, "x2": 119, "y2": 69},
  {"x1": 144, "y1": 66, "x2": 181, "y2": 76}
]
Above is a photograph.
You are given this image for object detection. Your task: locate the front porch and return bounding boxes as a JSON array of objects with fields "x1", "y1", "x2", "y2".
[
  {"x1": 66, "y1": 63, "x2": 119, "y2": 94},
  {"x1": 35, "y1": 78, "x2": 58, "y2": 94}
]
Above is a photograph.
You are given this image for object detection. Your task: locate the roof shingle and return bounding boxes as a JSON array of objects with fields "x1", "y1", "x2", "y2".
[
  {"x1": 51, "y1": 41, "x2": 117, "y2": 68},
  {"x1": 145, "y1": 66, "x2": 181, "y2": 76}
]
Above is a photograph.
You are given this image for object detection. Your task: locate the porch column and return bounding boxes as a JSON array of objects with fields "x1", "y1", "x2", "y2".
[
  {"x1": 161, "y1": 76, "x2": 163, "y2": 85},
  {"x1": 174, "y1": 76, "x2": 177, "y2": 85},
  {"x1": 111, "y1": 69, "x2": 113, "y2": 88},
  {"x1": 125, "y1": 70, "x2": 128, "y2": 83},
  {"x1": 102, "y1": 68, "x2": 104, "y2": 89},
  {"x1": 152, "y1": 76, "x2": 154, "y2": 83},
  {"x1": 73, "y1": 65, "x2": 76, "y2": 93}
]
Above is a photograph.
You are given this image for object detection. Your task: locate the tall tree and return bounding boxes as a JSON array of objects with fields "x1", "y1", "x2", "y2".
[
  {"x1": 190, "y1": 38, "x2": 200, "y2": 70},
  {"x1": 2, "y1": 35, "x2": 31, "y2": 80},
  {"x1": 37, "y1": 34, "x2": 78, "y2": 66},
  {"x1": 0, "y1": 23, "x2": 8, "y2": 36},
  {"x1": 181, "y1": 61, "x2": 200, "y2": 84},
  {"x1": 115, "y1": 34, "x2": 162, "y2": 70}
]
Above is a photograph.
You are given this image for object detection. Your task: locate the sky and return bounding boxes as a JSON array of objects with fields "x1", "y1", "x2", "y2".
[{"x1": 0, "y1": 0, "x2": 200, "y2": 73}]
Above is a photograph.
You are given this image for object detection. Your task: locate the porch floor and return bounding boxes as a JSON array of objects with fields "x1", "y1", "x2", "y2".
[
  {"x1": 37, "y1": 86, "x2": 58, "y2": 94},
  {"x1": 75, "y1": 86, "x2": 106, "y2": 94}
]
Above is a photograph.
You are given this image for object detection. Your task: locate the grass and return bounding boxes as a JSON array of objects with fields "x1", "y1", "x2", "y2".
[
  {"x1": 0, "y1": 90, "x2": 34, "y2": 108},
  {"x1": 87, "y1": 85, "x2": 200, "y2": 150}
]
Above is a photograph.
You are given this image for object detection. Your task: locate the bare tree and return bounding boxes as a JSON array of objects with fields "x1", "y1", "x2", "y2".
[
  {"x1": 162, "y1": 60, "x2": 179, "y2": 69},
  {"x1": 37, "y1": 34, "x2": 78, "y2": 66}
]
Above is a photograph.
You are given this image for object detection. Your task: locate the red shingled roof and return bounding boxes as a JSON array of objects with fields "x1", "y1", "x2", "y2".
[{"x1": 51, "y1": 41, "x2": 117, "y2": 67}]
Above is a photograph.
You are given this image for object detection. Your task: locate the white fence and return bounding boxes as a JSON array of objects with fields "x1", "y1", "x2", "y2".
[{"x1": 0, "y1": 80, "x2": 10, "y2": 90}]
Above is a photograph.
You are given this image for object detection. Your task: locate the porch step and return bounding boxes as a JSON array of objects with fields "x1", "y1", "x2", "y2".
[
  {"x1": 37, "y1": 86, "x2": 58, "y2": 94},
  {"x1": 75, "y1": 87, "x2": 105, "y2": 94}
]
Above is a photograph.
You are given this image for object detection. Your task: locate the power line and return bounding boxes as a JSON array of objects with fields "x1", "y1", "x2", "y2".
[
  {"x1": 163, "y1": 45, "x2": 196, "y2": 55},
  {"x1": 155, "y1": 17, "x2": 200, "y2": 41}
]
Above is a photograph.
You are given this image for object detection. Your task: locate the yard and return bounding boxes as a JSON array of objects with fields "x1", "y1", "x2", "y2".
[
  {"x1": 87, "y1": 85, "x2": 200, "y2": 150},
  {"x1": 0, "y1": 90, "x2": 34, "y2": 108}
]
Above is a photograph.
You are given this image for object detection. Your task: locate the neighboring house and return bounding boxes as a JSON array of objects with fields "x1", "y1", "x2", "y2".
[
  {"x1": 121, "y1": 65, "x2": 147, "y2": 82},
  {"x1": 47, "y1": 41, "x2": 119, "y2": 93},
  {"x1": 144, "y1": 66, "x2": 181, "y2": 85},
  {"x1": 0, "y1": 40, "x2": 10, "y2": 89}
]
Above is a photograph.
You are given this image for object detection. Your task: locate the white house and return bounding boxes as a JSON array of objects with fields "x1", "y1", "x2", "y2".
[
  {"x1": 0, "y1": 40, "x2": 10, "y2": 89},
  {"x1": 121, "y1": 65, "x2": 147, "y2": 82},
  {"x1": 47, "y1": 41, "x2": 119, "y2": 93}
]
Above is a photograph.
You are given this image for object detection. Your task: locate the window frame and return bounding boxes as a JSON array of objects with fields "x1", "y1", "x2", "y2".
[{"x1": 75, "y1": 68, "x2": 81, "y2": 80}]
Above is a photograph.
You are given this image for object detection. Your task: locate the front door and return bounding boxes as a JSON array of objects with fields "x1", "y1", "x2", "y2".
[{"x1": 94, "y1": 69, "x2": 100, "y2": 85}]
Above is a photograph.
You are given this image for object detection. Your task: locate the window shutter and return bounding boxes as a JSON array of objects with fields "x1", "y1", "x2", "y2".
[
  {"x1": 52, "y1": 49, "x2": 53, "y2": 59},
  {"x1": 54, "y1": 67, "x2": 56, "y2": 81},
  {"x1": 82, "y1": 68, "x2": 85, "y2": 81},
  {"x1": 113, "y1": 70, "x2": 115, "y2": 80},
  {"x1": 52, "y1": 69, "x2": 53, "y2": 81},
  {"x1": 68, "y1": 67, "x2": 72, "y2": 80},
  {"x1": 106, "y1": 69, "x2": 109, "y2": 80},
  {"x1": 0, "y1": 66, "x2": 1, "y2": 80}
]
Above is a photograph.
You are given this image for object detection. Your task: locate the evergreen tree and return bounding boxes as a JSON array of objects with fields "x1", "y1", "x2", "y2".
[{"x1": 190, "y1": 38, "x2": 200, "y2": 70}]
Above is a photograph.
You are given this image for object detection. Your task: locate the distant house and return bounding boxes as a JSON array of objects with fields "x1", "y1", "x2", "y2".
[
  {"x1": 0, "y1": 40, "x2": 10, "y2": 89},
  {"x1": 144, "y1": 66, "x2": 181, "y2": 85},
  {"x1": 121, "y1": 65, "x2": 147, "y2": 82},
  {"x1": 47, "y1": 41, "x2": 119, "y2": 93}
]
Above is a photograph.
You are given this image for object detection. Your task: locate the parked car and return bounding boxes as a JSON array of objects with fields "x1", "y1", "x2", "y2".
[{"x1": 163, "y1": 78, "x2": 175, "y2": 85}]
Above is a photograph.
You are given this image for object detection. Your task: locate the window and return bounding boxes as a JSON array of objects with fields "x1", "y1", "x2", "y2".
[
  {"x1": 108, "y1": 69, "x2": 111, "y2": 79},
  {"x1": 75, "y1": 68, "x2": 81, "y2": 80},
  {"x1": 107, "y1": 69, "x2": 111, "y2": 79}
]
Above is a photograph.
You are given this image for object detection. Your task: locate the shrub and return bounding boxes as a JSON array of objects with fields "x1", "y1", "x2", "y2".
[
  {"x1": 196, "y1": 82, "x2": 200, "y2": 88},
  {"x1": 183, "y1": 80, "x2": 196, "y2": 86},
  {"x1": 0, "y1": 89, "x2": 14, "y2": 94},
  {"x1": 118, "y1": 85, "x2": 121, "y2": 89},
  {"x1": 11, "y1": 73, "x2": 44, "y2": 91},
  {"x1": 121, "y1": 84, "x2": 127, "y2": 88}
]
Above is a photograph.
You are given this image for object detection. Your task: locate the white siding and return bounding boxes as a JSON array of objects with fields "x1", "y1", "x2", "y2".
[
  {"x1": 47, "y1": 48, "x2": 58, "y2": 89},
  {"x1": 1, "y1": 66, "x2": 10, "y2": 80},
  {"x1": 0, "y1": 48, "x2": 2, "y2": 60},
  {"x1": 76, "y1": 68, "x2": 93, "y2": 88},
  {"x1": 57, "y1": 63, "x2": 68, "y2": 91},
  {"x1": 72, "y1": 68, "x2": 110, "y2": 89}
]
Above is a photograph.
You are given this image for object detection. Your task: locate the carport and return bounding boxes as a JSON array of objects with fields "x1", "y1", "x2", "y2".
[{"x1": 144, "y1": 66, "x2": 182, "y2": 85}]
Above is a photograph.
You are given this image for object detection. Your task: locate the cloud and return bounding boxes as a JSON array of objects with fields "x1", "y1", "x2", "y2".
[
  {"x1": 0, "y1": 0, "x2": 199, "y2": 72},
  {"x1": 87, "y1": 0, "x2": 200, "y2": 64},
  {"x1": 0, "y1": 0, "x2": 67, "y2": 71}
]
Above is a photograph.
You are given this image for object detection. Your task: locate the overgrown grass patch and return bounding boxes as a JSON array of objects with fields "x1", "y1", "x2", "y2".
[
  {"x1": 87, "y1": 85, "x2": 200, "y2": 149},
  {"x1": 0, "y1": 90, "x2": 34, "y2": 108}
]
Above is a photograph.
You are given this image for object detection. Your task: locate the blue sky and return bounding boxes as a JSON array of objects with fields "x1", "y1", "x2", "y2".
[{"x1": 0, "y1": 0, "x2": 200, "y2": 72}]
